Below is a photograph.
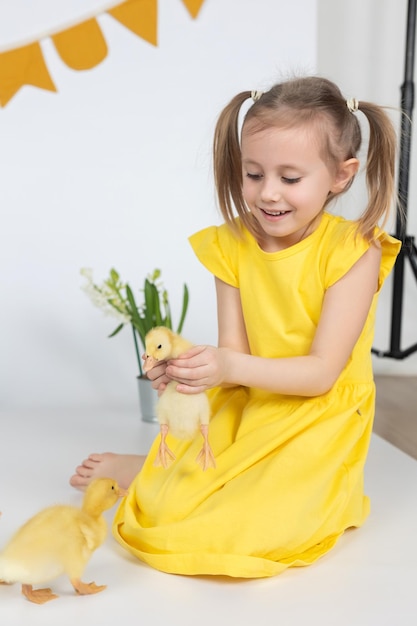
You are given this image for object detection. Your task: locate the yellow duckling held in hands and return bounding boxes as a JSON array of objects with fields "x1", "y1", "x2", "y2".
[
  {"x1": 144, "y1": 327, "x2": 216, "y2": 471},
  {"x1": 0, "y1": 478, "x2": 127, "y2": 604}
]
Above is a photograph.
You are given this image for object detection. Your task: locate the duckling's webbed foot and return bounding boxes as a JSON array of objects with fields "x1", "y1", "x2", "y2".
[
  {"x1": 21, "y1": 583, "x2": 58, "y2": 604},
  {"x1": 154, "y1": 424, "x2": 176, "y2": 469},
  {"x1": 154, "y1": 442, "x2": 176, "y2": 469},
  {"x1": 196, "y1": 424, "x2": 216, "y2": 471},
  {"x1": 71, "y1": 578, "x2": 106, "y2": 595}
]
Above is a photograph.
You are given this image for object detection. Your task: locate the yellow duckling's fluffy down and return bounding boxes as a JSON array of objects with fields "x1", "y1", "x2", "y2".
[
  {"x1": 0, "y1": 478, "x2": 127, "y2": 604},
  {"x1": 143, "y1": 327, "x2": 215, "y2": 471}
]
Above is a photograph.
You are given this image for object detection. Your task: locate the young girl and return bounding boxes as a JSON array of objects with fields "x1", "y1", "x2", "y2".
[{"x1": 71, "y1": 76, "x2": 401, "y2": 578}]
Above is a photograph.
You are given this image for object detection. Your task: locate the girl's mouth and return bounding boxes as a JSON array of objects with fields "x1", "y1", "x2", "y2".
[{"x1": 261, "y1": 208, "x2": 290, "y2": 217}]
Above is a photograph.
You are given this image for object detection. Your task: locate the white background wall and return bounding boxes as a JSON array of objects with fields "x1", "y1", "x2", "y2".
[
  {"x1": 318, "y1": 0, "x2": 417, "y2": 375},
  {"x1": 0, "y1": 0, "x2": 318, "y2": 410}
]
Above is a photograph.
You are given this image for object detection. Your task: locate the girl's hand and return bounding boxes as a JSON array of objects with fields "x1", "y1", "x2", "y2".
[
  {"x1": 166, "y1": 345, "x2": 229, "y2": 394},
  {"x1": 143, "y1": 360, "x2": 170, "y2": 395}
]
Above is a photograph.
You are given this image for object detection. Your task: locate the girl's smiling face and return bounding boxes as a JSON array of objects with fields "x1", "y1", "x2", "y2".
[{"x1": 241, "y1": 122, "x2": 353, "y2": 252}]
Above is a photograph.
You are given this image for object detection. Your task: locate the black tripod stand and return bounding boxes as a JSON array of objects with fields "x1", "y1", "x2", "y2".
[{"x1": 372, "y1": 0, "x2": 417, "y2": 359}]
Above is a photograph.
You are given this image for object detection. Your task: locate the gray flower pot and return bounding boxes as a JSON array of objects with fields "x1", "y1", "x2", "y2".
[{"x1": 137, "y1": 376, "x2": 159, "y2": 423}]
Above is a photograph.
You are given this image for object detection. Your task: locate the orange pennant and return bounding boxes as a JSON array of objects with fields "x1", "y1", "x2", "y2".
[
  {"x1": 52, "y1": 18, "x2": 108, "y2": 70},
  {"x1": 0, "y1": 42, "x2": 56, "y2": 107},
  {"x1": 181, "y1": 0, "x2": 206, "y2": 19},
  {"x1": 108, "y1": 0, "x2": 157, "y2": 46}
]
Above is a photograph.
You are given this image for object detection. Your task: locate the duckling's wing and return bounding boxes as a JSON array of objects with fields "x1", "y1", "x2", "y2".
[{"x1": 77, "y1": 518, "x2": 107, "y2": 553}]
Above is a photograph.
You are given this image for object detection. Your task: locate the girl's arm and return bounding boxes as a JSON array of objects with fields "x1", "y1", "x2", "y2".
[
  {"x1": 215, "y1": 275, "x2": 251, "y2": 354},
  {"x1": 168, "y1": 244, "x2": 382, "y2": 397}
]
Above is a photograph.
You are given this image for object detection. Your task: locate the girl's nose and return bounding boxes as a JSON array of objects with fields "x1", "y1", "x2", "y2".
[{"x1": 260, "y1": 179, "x2": 281, "y2": 203}]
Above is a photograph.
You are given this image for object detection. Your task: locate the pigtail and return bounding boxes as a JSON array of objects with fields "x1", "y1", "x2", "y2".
[
  {"x1": 213, "y1": 91, "x2": 252, "y2": 233},
  {"x1": 356, "y1": 102, "x2": 397, "y2": 240}
]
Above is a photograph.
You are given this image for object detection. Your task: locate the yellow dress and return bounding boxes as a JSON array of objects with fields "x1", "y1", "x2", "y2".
[{"x1": 113, "y1": 213, "x2": 400, "y2": 578}]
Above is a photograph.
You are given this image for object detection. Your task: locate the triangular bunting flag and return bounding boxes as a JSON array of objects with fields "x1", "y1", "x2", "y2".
[
  {"x1": 0, "y1": 42, "x2": 56, "y2": 107},
  {"x1": 181, "y1": 0, "x2": 206, "y2": 19},
  {"x1": 108, "y1": 0, "x2": 158, "y2": 46}
]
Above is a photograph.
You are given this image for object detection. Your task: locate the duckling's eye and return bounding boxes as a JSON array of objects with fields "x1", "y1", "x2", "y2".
[
  {"x1": 111, "y1": 485, "x2": 115, "y2": 490},
  {"x1": 157, "y1": 344, "x2": 162, "y2": 349}
]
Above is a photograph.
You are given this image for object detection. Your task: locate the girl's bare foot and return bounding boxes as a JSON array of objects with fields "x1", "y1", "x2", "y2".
[{"x1": 69, "y1": 453, "x2": 145, "y2": 490}]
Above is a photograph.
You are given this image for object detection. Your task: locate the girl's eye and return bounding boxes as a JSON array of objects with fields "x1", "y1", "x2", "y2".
[
  {"x1": 282, "y1": 177, "x2": 301, "y2": 184},
  {"x1": 246, "y1": 172, "x2": 263, "y2": 180}
]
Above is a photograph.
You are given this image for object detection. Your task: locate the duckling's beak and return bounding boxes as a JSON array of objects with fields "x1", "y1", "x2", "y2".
[
  {"x1": 117, "y1": 487, "x2": 129, "y2": 498},
  {"x1": 143, "y1": 355, "x2": 158, "y2": 372}
]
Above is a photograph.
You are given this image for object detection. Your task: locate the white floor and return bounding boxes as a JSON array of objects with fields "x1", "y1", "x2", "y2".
[{"x1": 1, "y1": 408, "x2": 416, "y2": 626}]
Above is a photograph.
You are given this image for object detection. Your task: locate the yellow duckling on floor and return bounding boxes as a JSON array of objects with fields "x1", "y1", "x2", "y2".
[
  {"x1": 144, "y1": 326, "x2": 216, "y2": 471},
  {"x1": 0, "y1": 478, "x2": 127, "y2": 604}
]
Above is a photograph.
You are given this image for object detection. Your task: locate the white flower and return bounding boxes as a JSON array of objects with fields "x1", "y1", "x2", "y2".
[
  {"x1": 80, "y1": 268, "x2": 131, "y2": 325},
  {"x1": 80, "y1": 267, "x2": 93, "y2": 280}
]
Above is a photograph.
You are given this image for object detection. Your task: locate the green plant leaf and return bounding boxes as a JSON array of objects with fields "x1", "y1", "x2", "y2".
[
  {"x1": 144, "y1": 279, "x2": 163, "y2": 330},
  {"x1": 176, "y1": 283, "x2": 189, "y2": 334},
  {"x1": 143, "y1": 279, "x2": 154, "y2": 330},
  {"x1": 131, "y1": 324, "x2": 143, "y2": 376},
  {"x1": 108, "y1": 323, "x2": 124, "y2": 338},
  {"x1": 160, "y1": 289, "x2": 170, "y2": 329},
  {"x1": 153, "y1": 284, "x2": 163, "y2": 326},
  {"x1": 126, "y1": 284, "x2": 146, "y2": 348}
]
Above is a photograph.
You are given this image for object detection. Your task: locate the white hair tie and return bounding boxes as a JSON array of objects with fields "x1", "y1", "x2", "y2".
[
  {"x1": 251, "y1": 90, "x2": 263, "y2": 102},
  {"x1": 346, "y1": 98, "x2": 359, "y2": 113}
]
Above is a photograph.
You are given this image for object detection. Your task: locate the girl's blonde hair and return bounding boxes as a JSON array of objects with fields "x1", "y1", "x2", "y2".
[{"x1": 213, "y1": 76, "x2": 397, "y2": 241}]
